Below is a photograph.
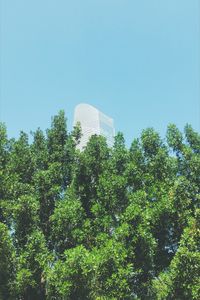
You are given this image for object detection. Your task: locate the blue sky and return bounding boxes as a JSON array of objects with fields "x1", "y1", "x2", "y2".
[{"x1": 1, "y1": 0, "x2": 199, "y2": 146}]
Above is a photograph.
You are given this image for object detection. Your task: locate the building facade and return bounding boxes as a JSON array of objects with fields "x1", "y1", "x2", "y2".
[{"x1": 73, "y1": 103, "x2": 115, "y2": 150}]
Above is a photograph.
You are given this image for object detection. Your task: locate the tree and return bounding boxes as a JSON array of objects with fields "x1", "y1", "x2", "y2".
[
  {"x1": 14, "y1": 230, "x2": 50, "y2": 300},
  {"x1": 0, "y1": 115, "x2": 199, "y2": 299},
  {"x1": 151, "y1": 210, "x2": 200, "y2": 300},
  {"x1": 0, "y1": 222, "x2": 15, "y2": 300},
  {"x1": 12, "y1": 195, "x2": 39, "y2": 249},
  {"x1": 50, "y1": 189, "x2": 86, "y2": 254},
  {"x1": 73, "y1": 135, "x2": 109, "y2": 217},
  {"x1": 0, "y1": 123, "x2": 10, "y2": 223}
]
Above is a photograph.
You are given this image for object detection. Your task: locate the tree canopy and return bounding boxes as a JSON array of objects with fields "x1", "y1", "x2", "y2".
[{"x1": 0, "y1": 111, "x2": 199, "y2": 299}]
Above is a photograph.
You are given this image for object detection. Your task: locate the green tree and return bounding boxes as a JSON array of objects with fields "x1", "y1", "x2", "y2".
[
  {"x1": 0, "y1": 222, "x2": 15, "y2": 300},
  {"x1": 14, "y1": 230, "x2": 50, "y2": 300},
  {"x1": 152, "y1": 210, "x2": 200, "y2": 300},
  {"x1": 50, "y1": 189, "x2": 86, "y2": 254},
  {"x1": 73, "y1": 135, "x2": 109, "y2": 217},
  {"x1": 12, "y1": 195, "x2": 39, "y2": 249},
  {"x1": 0, "y1": 123, "x2": 10, "y2": 223},
  {"x1": 0, "y1": 114, "x2": 199, "y2": 300}
]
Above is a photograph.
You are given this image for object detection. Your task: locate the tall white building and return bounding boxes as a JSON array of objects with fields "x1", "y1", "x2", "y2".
[{"x1": 73, "y1": 103, "x2": 115, "y2": 150}]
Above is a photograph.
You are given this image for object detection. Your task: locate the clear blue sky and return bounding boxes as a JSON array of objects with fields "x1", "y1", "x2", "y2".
[{"x1": 1, "y1": 0, "x2": 199, "y2": 146}]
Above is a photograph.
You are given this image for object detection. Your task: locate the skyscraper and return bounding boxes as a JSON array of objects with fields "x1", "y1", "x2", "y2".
[{"x1": 73, "y1": 103, "x2": 115, "y2": 150}]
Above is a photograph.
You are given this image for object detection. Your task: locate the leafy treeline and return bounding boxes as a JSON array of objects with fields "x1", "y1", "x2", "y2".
[{"x1": 0, "y1": 111, "x2": 199, "y2": 300}]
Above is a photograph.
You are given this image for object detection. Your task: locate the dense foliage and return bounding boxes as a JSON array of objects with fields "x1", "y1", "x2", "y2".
[{"x1": 0, "y1": 111, "x2": 199, "y2": 299}]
